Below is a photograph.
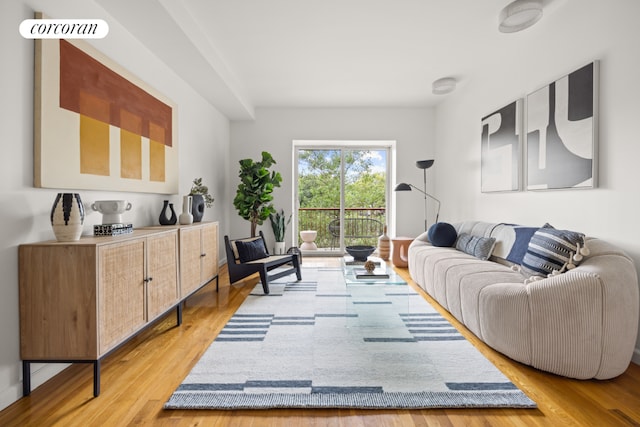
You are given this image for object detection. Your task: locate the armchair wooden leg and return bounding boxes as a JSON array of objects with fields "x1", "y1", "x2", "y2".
[
  {"x1": 293, "y1": 257, "x2": 302, "y2": 281},
  {"x1": 258, "y1": 267, "x2": 270, "y2": 294}
]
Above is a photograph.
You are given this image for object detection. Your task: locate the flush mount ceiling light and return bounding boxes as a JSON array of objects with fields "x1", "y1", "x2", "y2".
[
  {"x1": 499, "y1": 0, "x2": 543, "y2": 33},
  {"x1": 432, "y1": 77, "x2": 457, "y2": 95}
]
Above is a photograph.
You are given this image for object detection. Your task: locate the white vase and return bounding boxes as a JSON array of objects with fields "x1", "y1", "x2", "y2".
[
  {"x1": 274, "y1": 241, "x2": 286, "y2": 255},
  {"x1": 179, "y1": 195, "x2": 194, "y2": 225}
]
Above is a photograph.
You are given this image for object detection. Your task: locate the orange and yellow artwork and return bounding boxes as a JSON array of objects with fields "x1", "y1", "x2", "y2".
[{"x1": 34, "y1": 19, "x2": 178, "y2": 194}]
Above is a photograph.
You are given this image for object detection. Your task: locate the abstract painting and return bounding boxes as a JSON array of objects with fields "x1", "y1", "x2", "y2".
[
  {"x1": 34, "y1": 35, "x2": 178, "y2": 194},
  {"x1": 526, "y1": 62, "x2": 598, "y2": 190},
  {"x1": 481, "y1": 99, "x2": 523, "y2": 192}
]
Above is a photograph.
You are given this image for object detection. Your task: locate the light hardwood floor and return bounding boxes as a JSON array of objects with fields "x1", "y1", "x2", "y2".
[{"x1": 2, "y1": 258, "x2": 639, "y2": 426}]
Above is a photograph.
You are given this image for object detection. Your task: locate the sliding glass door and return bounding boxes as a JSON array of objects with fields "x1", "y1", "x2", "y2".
[{"x1": 294, "y1": 142, "x2": 392, "y2": 254}]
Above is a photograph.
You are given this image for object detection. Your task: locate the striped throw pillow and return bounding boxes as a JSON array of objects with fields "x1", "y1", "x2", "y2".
[{"x1": 521, "y1": 227, "x2": 585, "y2": 277}]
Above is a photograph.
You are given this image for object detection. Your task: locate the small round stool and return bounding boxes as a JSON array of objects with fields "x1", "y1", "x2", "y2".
[
  {"x1": 300, "y1": 230, "x2": 318, "y2": 250},
  {"x1": 391, "y1": 237, "x2": 414, "y2": 268}
]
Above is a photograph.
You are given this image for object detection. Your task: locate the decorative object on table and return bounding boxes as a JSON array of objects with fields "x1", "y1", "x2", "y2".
[
  {"x1": 91, "y1": 200, "x2": 132, "y2": 224},
  {"x1": 343, "y1": 257, "x2": 381, "y2": 267},
  {"x1": 165, "y1": 268, "x2": 536, "y2": 410},
  {"x1": 345, "y1": 245, "x2": 375, "y2": 262},
  {"x1": 159, "y1": 200, "x2": 177, "y2": 225},
  {"x1": 93, "y1": 223, "x2": 133, "y2": 236},
  {"x1": 33, "y1": 13, "x2": 178, "y2": 195},
  {"x1": 179, "y1": 195, "x2": 194, "y2": 225},
  {"x1": 481, "y1": 100, "x2": 523, "y2": 192},
  {"x1": 50, "y1": 192, "x2": 85, "y2": 242},
  {"x1": 299, "y1": 230, "x2": 318, "y2": 250},
  {"x1": 233, "y1": 152, "x2": 282, "y2": 236},
  {"x1": 377, "y1": 224, "x2": 390, "y2": 260},
  {"x1": 498, "y1": 0, "x2": 544, "y2": 33},
  {"x1": 526, "y1": 61, "x2": 598, "y2": 190},
  {"x1": 427, "y1": 222, "x2": 458, "y2": 247},
  {"x1": 364, "y1": 260, "x2": 376, "y2": 273},
  {"x1": 189, "y1": 178, "x2": 214, "y2": 222},
  {"x1": 269, "y1": 208, "x2": 291, "y2": 254},
  {"x1": 394, "y1": 159, "x2": 440, "y2": 231},
  {"x1": 354, "y1": 268, "x2": 390, "y2": 279}
]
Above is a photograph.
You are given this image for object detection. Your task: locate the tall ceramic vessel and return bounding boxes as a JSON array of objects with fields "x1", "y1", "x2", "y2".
[
  {"x1": 191, "y1": 194, "x2": 205, "y2": 222},
  {"x1": 179, "y1": 195, "x2": 194, "y2": 225},
  {"x1": 51, "y1": 193, "x2": 85, "y2": 241},
  {"x1": 378, "y1": 224, "x2": 390, "y2": 260}
]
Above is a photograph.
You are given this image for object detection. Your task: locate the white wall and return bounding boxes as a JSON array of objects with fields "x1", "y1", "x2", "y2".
[
  {"x1": 229, "y1": 107, "x2": 435, "y2": 250},
  {"x1": 434, "y1": 0, "x2": 640, "y2": 362},
  {"x1": 0, "y1": 0, "x2": 230, "y2": 410}
]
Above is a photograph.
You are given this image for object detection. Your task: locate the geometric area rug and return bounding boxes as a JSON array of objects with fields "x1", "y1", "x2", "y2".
[{"x1": 165, "y1": 267, "x2": 536, "y2": 410}]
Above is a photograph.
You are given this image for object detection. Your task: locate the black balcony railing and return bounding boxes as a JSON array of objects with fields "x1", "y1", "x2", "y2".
[{"x1": 297, "y1": 207, "x2": 386, "y2": 249}]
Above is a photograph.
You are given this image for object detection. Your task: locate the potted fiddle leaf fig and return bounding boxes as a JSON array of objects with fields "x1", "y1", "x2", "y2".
[
  {"x1": 233, "y1": 151, "x2": 282, "y2": 237},
  {"x1": 269, "y1": 208, "x2": 291, "y2": 254}
]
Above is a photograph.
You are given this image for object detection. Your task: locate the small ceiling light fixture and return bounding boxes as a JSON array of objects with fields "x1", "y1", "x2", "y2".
[
  {"x1": 432, "y1": 77, "x2": 456, "y2": 95},
  {"x1": 499, "y1": 0, "x2": 543, "y2": 33}
]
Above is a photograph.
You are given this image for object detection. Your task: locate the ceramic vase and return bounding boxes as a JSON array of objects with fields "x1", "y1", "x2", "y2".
[
  {"x1": 378, "y1": 224, "x2": 390, "y2": 260},
  {"x1": 191, "y1": 194, "x2": 205, "y2": 222},
  {"x1": 159, "y1": 200, "x2": 177, "y2": 225},
  {"x1": 51, "y1": 193, "x2": 85, "y2": 242},
  {"x1": 179, "y1": 195, "x2": 194, "y2": 225}
]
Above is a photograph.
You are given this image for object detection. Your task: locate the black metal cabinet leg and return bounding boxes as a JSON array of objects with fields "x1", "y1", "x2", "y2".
[
  {"x1": 93, "y1": 360, "x2": 100, "y2": 397},
  {"x1": 22, "y1": 361, "x2": 31, "y2": 397},
  {"x1": 176, "y1": 303, "x2": 183, "y2": 326}
]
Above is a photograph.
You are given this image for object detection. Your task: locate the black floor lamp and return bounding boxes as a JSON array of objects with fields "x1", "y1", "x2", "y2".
[{"x1": 394, "y1": 159, "x2": 440, "y2": 231}]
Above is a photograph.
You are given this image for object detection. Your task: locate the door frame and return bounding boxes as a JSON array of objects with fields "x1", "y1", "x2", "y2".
[{"x1": 292, "y1": 140, "x2": 397, "y2": 255}]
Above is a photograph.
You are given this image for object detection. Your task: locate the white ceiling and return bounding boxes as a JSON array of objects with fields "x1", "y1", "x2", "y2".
[{"x1": 96, "y1": 0, "x2": 564, "y2": 120}]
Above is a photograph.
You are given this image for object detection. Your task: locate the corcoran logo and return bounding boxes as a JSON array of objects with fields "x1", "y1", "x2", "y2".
[{"x1": 19, "y1": 19, "x2": 109, "y2": 39}]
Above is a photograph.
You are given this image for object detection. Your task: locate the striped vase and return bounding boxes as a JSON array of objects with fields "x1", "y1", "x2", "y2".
[
  {"x1": 50, "y1": 193, "x2": 85, "y2": 241},
  {"x1": 377, "y1": 225, "x2": 390, "y2": 260}
]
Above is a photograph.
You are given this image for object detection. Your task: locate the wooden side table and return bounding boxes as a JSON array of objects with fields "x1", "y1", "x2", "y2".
[{"x1": 391, "y1": 237, "x2": 414, "y2": 268}]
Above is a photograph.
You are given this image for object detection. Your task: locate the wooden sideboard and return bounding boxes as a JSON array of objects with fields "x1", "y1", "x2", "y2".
[{"x1": 19, "y1": 221, "x2": 219, "y2": 397}]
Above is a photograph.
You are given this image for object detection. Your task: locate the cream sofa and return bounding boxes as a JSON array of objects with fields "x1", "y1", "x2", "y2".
[{"x1": 408, "y1": 221, "x2": 639, "y2": 380}]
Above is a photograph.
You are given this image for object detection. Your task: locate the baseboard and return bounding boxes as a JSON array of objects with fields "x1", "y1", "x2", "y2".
[
  {"x1": 632, "y1": 347, "x2": 640, "y2": 365},
  {"x1": 0, "y1": 362, "x2": 69, "y2": 412},
  {"x1": 29, "y1": 362, "x2": 70, "y2": 390},
  {"x1": 0, "y1": 382, "x2": 21, "y2": 412}
]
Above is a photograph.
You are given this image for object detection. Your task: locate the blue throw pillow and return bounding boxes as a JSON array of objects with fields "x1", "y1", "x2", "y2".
[
  {"x1": 521, "y1": 226, "x2": 585, "y2": 277},
  {"x1": 427, "y1": 222, "x2": 457, "y2": 247},
  {"x1": 455, "y1": 233, "x2": 496, "y2": 260},
  {"x1": 235, "y1": 238, "x2": 269, "y2": 263},
  {"x1": 505, "y1": 226, "x2": 539, "y2": 264}
]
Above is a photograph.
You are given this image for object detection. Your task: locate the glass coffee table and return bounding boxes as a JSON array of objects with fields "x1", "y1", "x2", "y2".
[{"x1": 341, "y1": 256, "x2": 407, "y2": 285}]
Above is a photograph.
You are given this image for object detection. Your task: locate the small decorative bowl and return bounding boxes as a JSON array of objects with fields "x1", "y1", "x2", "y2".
[{"x1": 346, "y1": 245, "x2": 375, "y2": 262}]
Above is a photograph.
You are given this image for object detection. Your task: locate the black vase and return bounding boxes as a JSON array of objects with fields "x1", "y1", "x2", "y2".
[
  {"x1": 191, "y1": 194, "x2": 205, "y2": 222},
  {"x1": 159, "y1": 200, "x2": 177, "y2": 225}
]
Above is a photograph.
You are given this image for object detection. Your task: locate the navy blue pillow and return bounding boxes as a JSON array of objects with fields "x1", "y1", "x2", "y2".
[
  {"x1": 236, "y1": 238, "x2": 269, "y2": 262},
  {"x1": 427, "y1": 222, "x2": 457, "y2": 247},
  {"x1": 505, "y1": 226, "x2": 539, "y2": 264}
]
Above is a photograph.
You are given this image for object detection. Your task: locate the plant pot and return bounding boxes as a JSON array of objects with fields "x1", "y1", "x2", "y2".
[
  {"x1": 191, "y1": 194, "x2": 205, "y2": 222},
  {"x1": 274, "y1": 241, "x2": 286, "y2": 255}
]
